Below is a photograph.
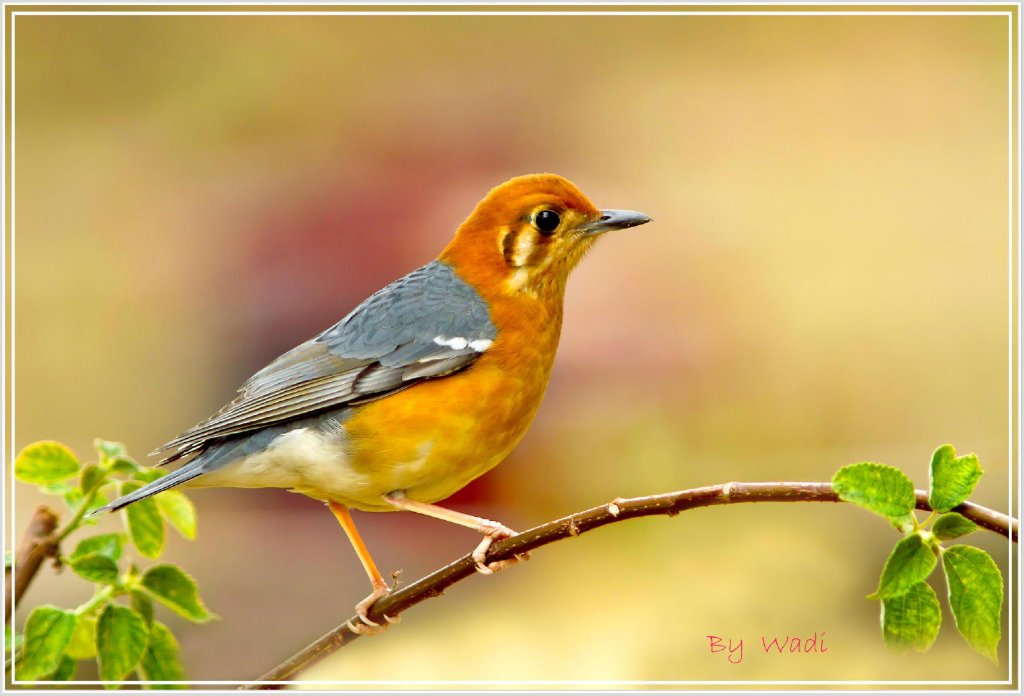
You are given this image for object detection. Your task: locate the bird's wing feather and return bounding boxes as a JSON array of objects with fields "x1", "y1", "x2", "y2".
[{"x1": 154, "y1": 261, "x2": 496, "y2": 461}]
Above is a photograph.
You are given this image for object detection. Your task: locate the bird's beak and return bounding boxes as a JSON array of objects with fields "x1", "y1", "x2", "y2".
[{"x1": 579, "y1": 209, "x2": 653, "y2": 235}]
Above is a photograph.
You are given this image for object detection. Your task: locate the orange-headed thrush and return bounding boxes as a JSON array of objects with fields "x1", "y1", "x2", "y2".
[{"x1": 99, "y1": 173, "x2": 652, "y2": 627}]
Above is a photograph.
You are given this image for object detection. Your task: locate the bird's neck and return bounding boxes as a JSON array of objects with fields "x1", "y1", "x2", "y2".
[
  {"x1": 439, "y1": 244, "x2": 572, "y2": 308},
  {"x1": 485, "y1": 289, "x2": 565, "y2": 376}
]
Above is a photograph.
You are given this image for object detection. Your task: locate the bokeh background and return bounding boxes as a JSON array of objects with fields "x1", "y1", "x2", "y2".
[{"x1": 7, "y1": 8, "x2": 1017, "y2": 687}]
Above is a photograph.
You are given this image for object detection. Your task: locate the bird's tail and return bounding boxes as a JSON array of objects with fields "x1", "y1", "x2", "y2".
[{"x1": 91, "y1": 461, "x2": 205, "y2": 515}]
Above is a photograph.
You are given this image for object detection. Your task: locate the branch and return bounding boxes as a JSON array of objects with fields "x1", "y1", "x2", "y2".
[
  {"x1": 5, "y1": 505, "x2": 60, "y2": 622},
  {"x1": 245, "y1": 481, "x2": 1017, "y2": 688}
]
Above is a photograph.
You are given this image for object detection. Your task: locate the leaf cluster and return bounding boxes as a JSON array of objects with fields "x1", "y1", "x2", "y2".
[
  {"x1": 833, "y1": 445, "x2": 1003, "y2": 661},
  {"x1": 9, "y1": 440, "x2": 214, "y2": 687}
]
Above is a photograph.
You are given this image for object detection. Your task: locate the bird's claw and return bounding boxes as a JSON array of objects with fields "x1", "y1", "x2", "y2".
[
  {"x1": 348, "y1": 584, "x2": 394, "y2": 635},
  {"x1": 472, "y1": 525, "x2": 528, "y2": 574},
  {"x1": 346, "y1": 618, "x2": 387, "y2": 636}
]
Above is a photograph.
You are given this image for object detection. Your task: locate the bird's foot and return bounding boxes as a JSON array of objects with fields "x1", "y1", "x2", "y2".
[
  {"x1": 346, "y1": 583, "x2": 399, "y2": 636},
  {"x1": 472, "y1": 524, "x2": 530, "y2": 574}
]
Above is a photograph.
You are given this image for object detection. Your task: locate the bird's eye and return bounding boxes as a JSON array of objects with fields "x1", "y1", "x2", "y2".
[{"x1": 534, "y1": 210, "x2": 561, "y2": 235}]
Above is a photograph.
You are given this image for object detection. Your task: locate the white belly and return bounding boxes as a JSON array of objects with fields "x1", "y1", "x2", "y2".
[{"x1": 190, "y1": 427, "x2": 373, "y2": 502}]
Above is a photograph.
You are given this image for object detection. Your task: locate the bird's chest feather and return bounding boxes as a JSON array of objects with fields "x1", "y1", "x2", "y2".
[{"x1": 340, "y1": 298, "x2": 563, "y2": 509}]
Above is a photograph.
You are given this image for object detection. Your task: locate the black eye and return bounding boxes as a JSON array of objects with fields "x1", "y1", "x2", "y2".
[{"x1": 535, "y1": 210, "x2": 560, "y2": 235}]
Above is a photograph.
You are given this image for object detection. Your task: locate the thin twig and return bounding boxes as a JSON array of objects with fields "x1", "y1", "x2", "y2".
[
  {"x1": 5, "y1": 505, "x2": 60, "y2": 622},
  {"x1": 55, "y1": 488, "x2": 99, "y2": 544},
  {"x1": 244, "y1": 482, "x2": 1018, "y2": 688}
]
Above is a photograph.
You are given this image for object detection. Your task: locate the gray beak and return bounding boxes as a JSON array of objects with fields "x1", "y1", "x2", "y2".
[{"x1": 580, "y1": 209, "x2": 653, "y2": 235}]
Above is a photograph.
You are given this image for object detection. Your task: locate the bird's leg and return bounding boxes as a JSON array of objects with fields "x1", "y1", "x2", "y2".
[
  {"x1": 327, "y1": 502, "x2": 399, "y2": 635},
  {"x1": 383, "y1": 492, "x2": 529, "y2": 574}
]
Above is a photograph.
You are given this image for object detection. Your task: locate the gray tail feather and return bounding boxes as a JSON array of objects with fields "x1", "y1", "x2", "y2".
[{"x1": 92, "y1": 463, "x2": 205, "y2": 515}]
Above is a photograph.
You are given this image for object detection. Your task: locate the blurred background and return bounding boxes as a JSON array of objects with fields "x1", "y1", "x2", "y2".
[{"x1": 8, "y1": 9, "x2": 1015, "y2": 687}]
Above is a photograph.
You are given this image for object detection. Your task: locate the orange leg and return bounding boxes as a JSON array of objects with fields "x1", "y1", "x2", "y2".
[
  {"x1": 328, "y1": 501, "x2": 395, "y2": 631},
  {"x1": 383, "y1": 492, "x2": 528, "y2": 574}
]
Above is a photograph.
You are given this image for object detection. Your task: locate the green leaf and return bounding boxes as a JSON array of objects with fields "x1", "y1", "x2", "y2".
[
  {"x1": 108, "y1": 456, "x2": 142, "y2": 475},
  {"x1": 64, "y1": 487, "x2": 109, "y2": 519},
  {"x1": 41, "y1": 481, "x2": 74, "y2": 496},
  {"x1": 120, "y1": 482, "x2": 165, "y2": 559},
  {"x1": 15, "y1": 441, "x2": 80, "y2": 484},
  {"x1": 832, "y1": 462, "x2": 916, "y2": 527},
  {"x1": 4, "y1": 551, "x2": 12, "y2": 569},
  {"x1": 81, "y1": 464, "x2": 107, "y2": 493},
  {"x1": 72, "y1": 533, "x2": 125, "y2": 562},
  {"x1": 96, "y1": 604, "x2": 149, "y2": 682},
  {"x1": 67, "y1": 553, "x2": 120, "y2": 584},
  {"x1": 65, "y1": 614, "x2": 98, "y2": 660},
  {"x1": 62, "y1": 487, "x2": 84, "y2": 510},
  {"x1": 130, "y1": 590, "x2": 154, "y2": 626},
  {"x1": 943, "y1": 545, "x2": 1003, "y2": 662},
  {"x1": 929, "y1": 445, "x2": 983, "y2": 513},
  {"x1": 156, "y1": 491, "x2": 196, "y2": 540},
  {"x1": 933, "y1": 512, "x2": 978, "y2": 540},
  {"x1": 883, "y1": 581, "x2": 942, "y2": 653},
  {"x1": 873, "y1": 533, "x2": 938, "y2": 599},
  {"x1": 95, "y1": 439, "x2": 126, "y2": 461},
  {"x1": 17, "y1": 606, "x2": 76, "y2": 680},
  {"x1": 5, "y1": 624, "x2": 23, "y2": 653},
  {"x1": 134, "y1": 468, "x2": 166, "y2": 484},
  {"x1": 138, "y1": 621, "x2": 187, "y2": 689},
  {"x1": 141, "y1": 564, "x2": 214, "y2": 623},
  {"x1": 49, "y1": 654, "x2": 77, "y2": 681}
]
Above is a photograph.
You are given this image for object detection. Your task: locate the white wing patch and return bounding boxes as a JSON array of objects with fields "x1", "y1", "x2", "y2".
[
  {"x1": 433, "y1": 336, "x2": 468, "y2": 350},
  {"x1": 433, "y1": 336, "x2": 492, "y2": 352}
]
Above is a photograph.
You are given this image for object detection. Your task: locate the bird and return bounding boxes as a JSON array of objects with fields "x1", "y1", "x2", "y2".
[{"x1": 96, "y1": 173, "x2": 651, "y2": 630}]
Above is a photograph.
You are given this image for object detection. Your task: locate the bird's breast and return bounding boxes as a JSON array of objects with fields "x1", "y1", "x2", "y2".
[{"x1": 340, "y1": 300, "x2": 563, "y2": 510}]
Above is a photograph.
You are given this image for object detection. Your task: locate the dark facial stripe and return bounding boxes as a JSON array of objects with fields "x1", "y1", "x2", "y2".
[{"x1": 502, "y1": 228, "x2": 518, "y2": 266}]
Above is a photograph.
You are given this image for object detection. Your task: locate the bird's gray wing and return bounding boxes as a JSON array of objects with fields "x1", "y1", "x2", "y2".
[{"x1": 154, "y1": 260, "x2": 496, "y2": 462}]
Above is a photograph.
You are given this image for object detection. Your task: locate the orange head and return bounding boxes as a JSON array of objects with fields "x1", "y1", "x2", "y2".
[{"x1": 439, "y1": 174, "x2": 651, "y2": 300}]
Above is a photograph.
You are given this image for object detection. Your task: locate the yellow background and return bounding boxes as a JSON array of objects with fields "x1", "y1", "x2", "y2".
[{"x1": 8, "y1": 7, "x2": 1017, "y2": 687}]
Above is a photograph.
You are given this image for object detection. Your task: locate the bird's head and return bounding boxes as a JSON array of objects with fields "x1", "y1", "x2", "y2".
[{"x1": 439, "y1": 174, "x2": 651, "y2": 300}]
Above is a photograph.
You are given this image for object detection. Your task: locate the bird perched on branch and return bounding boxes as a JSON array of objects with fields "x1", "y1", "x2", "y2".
[{"x1": 97, "y1": 173, "x2": 651, "y2": 629}]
